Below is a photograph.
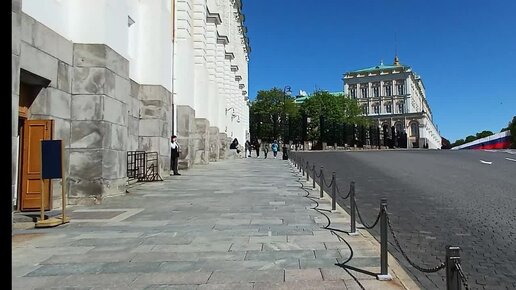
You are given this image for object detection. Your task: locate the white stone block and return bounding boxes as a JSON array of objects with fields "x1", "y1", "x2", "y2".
[
  {"x1": 109, "y1": 124, "x2": 128, "y2": 151},
  {"x1": 12, "y1": 12, "x2": 20, "y2": 55},
  {"x1": 53, "y1": 118, "x2": 71, "y2": 147},
  {"x1": 103, "y1": 96, "x2": 127, "y2": 125},
  {"x1": 71, "y1": 95, "x2": 103, "y2": 120},
  {"x1": 139, "y1": 119, "x2": 162, "y2": 137},
  {"x1": 20, "y1": 41, "x2": 58, "y2": 85},
  {"x1": 57, "y1": 61, "x2": 72, "y2": 93},
  {"x1": 12, "y1": 55, "x2": 19, "y2": 95},
  {"x1": 138, "y1": 136, "x2": 160, "y2": 152},
  {"x1": 46, "y1": 87, "x2": 71, "y2": 119},
  {"x1": 102, "y1": 149, "x2": 122, "y2": 179},
  {"x1": 21, "y1": 13, "x2": 34, "y2": 45},
  {"x1": 70, "y1": 121, "x2": 107, "y2": 149},
  {"x1": 115, "y1": 74, "x2": 130, "y2": 104}
]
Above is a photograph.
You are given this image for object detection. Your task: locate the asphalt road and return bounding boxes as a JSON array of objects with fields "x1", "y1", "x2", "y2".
[{"x1": 295, "y1": 150, "x2": 516, "y2": 290}]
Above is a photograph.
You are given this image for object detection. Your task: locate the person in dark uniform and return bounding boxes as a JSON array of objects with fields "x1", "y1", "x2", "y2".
[{"x1": 170, "y1": 135, "x2": 180, "y2": 175}]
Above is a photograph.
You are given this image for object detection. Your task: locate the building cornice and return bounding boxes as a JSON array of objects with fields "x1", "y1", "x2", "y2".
[{"x1": 206, "y1": 7, "x2": 222, "y2": 24}]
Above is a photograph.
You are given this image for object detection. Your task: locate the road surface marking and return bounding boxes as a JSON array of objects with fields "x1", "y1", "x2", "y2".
[
  {"x1": 480, "y1": 160, "x2": 492, "y2": 165},
  {"x1": 506, "y1": 158, "x2": 516, "y2": 162}
]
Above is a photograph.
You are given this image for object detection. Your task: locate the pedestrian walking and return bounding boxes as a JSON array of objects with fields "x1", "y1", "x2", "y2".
[
  {"x1": 262, "y1": 141, "x2": 269, "y2": 159},
  {"x1": 245, "y1": 140, "x2": 251, "y2": 158},
  {"x1": 271, "y1": 140, "x2": 279, "y2": 159},
  {"x1": 253, "y1": 139, "x2": 260, "y2": 158},
  {"x1": 170, "y1": 135, "x2": 181, "y2": 175}
]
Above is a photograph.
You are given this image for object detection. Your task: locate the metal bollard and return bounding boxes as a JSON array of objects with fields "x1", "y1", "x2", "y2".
[
  {"x1": 299, "y1": 158, "x2": 302, "y2": 173},
  {"x1": 331, "y1": 172, "x2": 336, "y2": 211},
  {"x1": 446, "y1": 246, "x2": 461, "y2": 290},
  {"x1": 306, "y1": 162, "x2": 310, "y2": 182},
  {"x1": 312, "y1": 165, "x2": 316, "y2": 189},
  {"x1": 302, "y1": 159, "x2": 305, "y2": 175},
  {"x1": 319, "y1": 167, "x2": 324, "y2": 198},
  {"x1": 378, "y1": 198, "x2": 392, "y2": 280},
  {"x1": 349, "y1": 182, "x2": 357, "y2": 235}
]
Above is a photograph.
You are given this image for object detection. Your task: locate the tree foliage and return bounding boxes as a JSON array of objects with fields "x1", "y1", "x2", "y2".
[
  {"x1": 249, "y1": 88, "x2": 367, "y2": 143},
  {"x1": 300, "y1": 90, "x2": 368, "y2": 140},
  {"x1": 249, "y1": 88, "x2": 298, "y2": 142}
]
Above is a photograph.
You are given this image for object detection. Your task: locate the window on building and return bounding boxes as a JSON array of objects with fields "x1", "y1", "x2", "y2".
[
  {"x1": 361, "y1": 87, "x2": 368, "y2": 98},
  {"x1": 350, "y1": 88, "x2": 356, "y2": 99},
  {"x1": 397, "y1": 83, "x2": 404, "y2": 95},
  {"x1": 373, "y1": 104, "x2": 379, "y2": 114},
  {"x1": 373, "y1": 87, "x2": 379, "y2": 98},
  {"x1": 395, "y1": 122, "x2": 403, "y2": 134},
  {"x1": 398, "y1": 102, "x2": 404, "y2": 114},
  {"x1": 362, "y1": 104, "x2": 368, "y2": 115},
  {"x1": 385, "y1": 103, "x2": 392, "y2": 113},
  {"x1": 410, "y1": 122, "x2": 419, "y2": 137},
  {"x1": 385, "y1": 85, "x2": 392, "y2": 96}
]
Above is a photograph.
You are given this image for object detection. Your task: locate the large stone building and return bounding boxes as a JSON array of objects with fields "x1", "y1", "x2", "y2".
[
  {"x1": 11, "y1": 0, "x2": 249, "y2": 211},
  {"x1": 343, "y1": 56, "x2": 441, "y2": 149}
]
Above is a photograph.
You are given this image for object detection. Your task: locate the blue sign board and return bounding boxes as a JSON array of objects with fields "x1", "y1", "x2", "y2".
[{"x1": 41, "y1": 140, "x2": 62, "y2": 179}]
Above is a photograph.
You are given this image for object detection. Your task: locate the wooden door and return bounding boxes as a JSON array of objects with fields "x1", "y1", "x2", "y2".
[{"x1": 20, "y1": 120, "x2": 53, "y2": 211}]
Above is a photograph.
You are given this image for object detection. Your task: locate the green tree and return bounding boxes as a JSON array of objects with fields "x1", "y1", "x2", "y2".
[
  {"x1": 451, "y1": 139, "x2": 465, "y2": 147},
  {"x1": 475, "y1": 130, "x2": 493, "y2": 139},
  {"x1": 249, "y1": 88, "x2": 298, "y2": 142},
  {"x1": 300, "y1": 90, "x2": 368, "y2": 142},
  {"x1": 465, "y1": 135, "x2": 477, "y2": 143}
]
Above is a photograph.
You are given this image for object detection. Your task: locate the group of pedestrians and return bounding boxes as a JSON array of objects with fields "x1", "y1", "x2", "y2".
[
  {"x1": 170, "y1": 135, "x2": 284, "y2": 176},
  {"x1": 244, "y1": 139, "x2": 280, "y2": 159}
]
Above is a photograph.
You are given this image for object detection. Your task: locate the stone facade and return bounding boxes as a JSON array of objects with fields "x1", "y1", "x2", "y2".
[
  {"x1": 12, "y1": 0, "x2": 249, "y2": 211},
  {"x1": 177, "y1": 105, "x2": 196, "y2": 170},
  {"x1": 193, "y1": 118, "x2": 210, "y2": 165},
  {"x1": 208, "y1": 126, "x2": 220, "y2": 162}
]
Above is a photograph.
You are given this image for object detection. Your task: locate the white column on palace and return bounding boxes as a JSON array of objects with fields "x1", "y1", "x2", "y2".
[
  {"x1": 206, "y1": 20, "x2": 218, "y2": 127},
  {"x1": 174, "y1": 0, "x2": 194, "y2": 108},
  {"x1": 192, "y1": 0, "x2": 208, "y2": 119}
]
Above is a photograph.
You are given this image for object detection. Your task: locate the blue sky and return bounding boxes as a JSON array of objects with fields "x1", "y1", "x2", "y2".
[{"x1": 242, "y1": 0, "x2": 516, "y2": 142}]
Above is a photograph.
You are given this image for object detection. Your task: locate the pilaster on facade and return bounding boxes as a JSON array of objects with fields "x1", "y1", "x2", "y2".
[{"x1": 176, "y1": 0, "x2": 193, "y2": 39}]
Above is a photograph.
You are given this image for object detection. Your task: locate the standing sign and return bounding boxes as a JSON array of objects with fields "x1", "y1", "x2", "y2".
[{"x1": 36, "y1": 140, "x2": 70, "y2": 228}]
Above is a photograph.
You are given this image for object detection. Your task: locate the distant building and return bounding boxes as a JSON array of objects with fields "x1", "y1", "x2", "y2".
[{"x1": 343, "y1": 56, "x2": 441, "y2": 149}]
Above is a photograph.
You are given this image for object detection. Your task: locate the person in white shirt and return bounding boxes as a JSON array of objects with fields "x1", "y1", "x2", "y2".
[{"x1": 170, "y1": 135, "x2": 180, "y2": 175}]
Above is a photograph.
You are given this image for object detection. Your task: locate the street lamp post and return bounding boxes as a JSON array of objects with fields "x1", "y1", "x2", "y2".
[{"x1": 283, "y1": 85, "x2": 292, "y2": 160}]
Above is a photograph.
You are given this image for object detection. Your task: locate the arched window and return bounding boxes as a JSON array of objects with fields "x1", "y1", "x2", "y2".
[
  {"x1": 395, "y1": 122, "x2": 403, "y2": 134},
  {"x1": 410, "y1": 122, "x2": 419, "y2": 137}
]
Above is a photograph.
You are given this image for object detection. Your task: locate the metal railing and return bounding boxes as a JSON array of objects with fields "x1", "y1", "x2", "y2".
[
  {"x1": 289, "y1": 151, "x2": 469, "y2": 290},
  {"x1": 127, "y1": 151, "x2": 163, "y2": 182}
]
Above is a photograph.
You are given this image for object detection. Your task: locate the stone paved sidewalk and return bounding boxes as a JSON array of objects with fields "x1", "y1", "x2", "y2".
[{"x1": 12, "y1": 157, "x2": 419, "y2": 289}]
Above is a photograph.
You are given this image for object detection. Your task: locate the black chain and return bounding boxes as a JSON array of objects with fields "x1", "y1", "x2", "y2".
[
  {"x1": 386, "y1": 213, "x2": 446, "y2": 273},
  {"x1": 454, "y1": 260, "x2": 470, "y2": 290},
  {"x1": 354, "y1": 200, "x2": 381, "y2": 229},
  {"x1": 323, "y1": 174, "x2": 334, "y2": 188},
  {"x1": 336, "y1": 183, "x2": 351, "y2": 200}
]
